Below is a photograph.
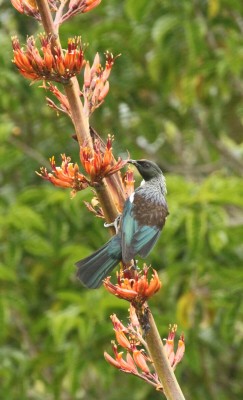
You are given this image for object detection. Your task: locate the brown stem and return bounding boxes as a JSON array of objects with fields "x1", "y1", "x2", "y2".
[
  {"x1": 35, "y1": 0, "x2": 119, "y2": 219},
  {"x1": 35, "y1": 0, "x2": 91, "y2": 148},
  {"x1": 63, "y1": 80, "x2": 92, "y2": 148},
  {"x1": 36, "y1": 0, "x2": 59, "y2": 36},
  {"x1": 95, "y1": 180, "x2": 119, "y2": 231},
  {"x1": 144, "y1": 307, "x2": 185, "y2": 400},
  {"x1": 54, "y1": 0, "x2": 68, "y2": 27}
]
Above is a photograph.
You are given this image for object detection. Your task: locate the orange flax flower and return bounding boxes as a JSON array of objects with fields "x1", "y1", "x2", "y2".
[
  {"x1": 123, "y1": 168, "x2": 135, "y2": 198},
  {"x1": 110, "y1": 314, "x2": 131, "y2": 350},
  {"x1": 103, "y1": 265, "x2": 162, "y2": 305},
  {"x1": 105, "y1": 310, "x2": 185, "y2": 391},
  {"x1": 80, "y1": 135, "x2": 128, "y2": 182},
  {"x1": 11, "y1": 0, "x2": 41, "y2": 20},
  {"x1": 132, "y1": 349, "x2": 150, "y2": 374},
  {"x1": 11, "y1": 0, "x2": 99, "y2": 23},
  {"x1": 36, "y1": 154, "x2": 90, "y2": 197},
  {"x1": 12, "y1": 35, "x2": 85, "y2": 83},
  {"x1": 104, "y1": 333, "x2": 184, "y2": 391},
  {"x1": 104, "y1": 343, "x2": 138, "y2": 374}
]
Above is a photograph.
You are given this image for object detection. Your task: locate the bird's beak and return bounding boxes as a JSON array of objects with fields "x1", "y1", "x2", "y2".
[{"x1": 127, "y1": 159, "x2": 137, "y2": 165}]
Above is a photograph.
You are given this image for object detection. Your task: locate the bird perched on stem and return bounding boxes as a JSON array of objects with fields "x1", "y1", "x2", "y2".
[{"x1": 76, "y1": 159, "x2": 169, "y2": 288}]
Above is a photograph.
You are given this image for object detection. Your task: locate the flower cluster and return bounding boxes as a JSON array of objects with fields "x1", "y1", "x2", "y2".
[
  {"x1": 80, "y1": 135, "x2": 128, "y2": 182},
  {"x1": 11, "y1": 0, "x2": 101, "y2": 23},
  {"x1": 43, "y1": 52, "x2": 119, "y2": 120},
  {"x1": 83, "y1": 52, "x2": 120, "y2": 116},
  {"x1": 104, "y1": 309, "x2": 185, "y2": 391},
  {"x1": 12, "y1": 35, "x2": 85, "y2": 83},
  {"x1": 104, "y1": 265, "x2": 162, "y2": 305},
  {"x1": 163, "y1": 324, "x2": 185, "y2": 370},
  {"x1": 37, "y1": 137, "x2": 127, "y2": 195},
  {"x1": 36, "y1": 154, "x2": 89, "y2": 197}
]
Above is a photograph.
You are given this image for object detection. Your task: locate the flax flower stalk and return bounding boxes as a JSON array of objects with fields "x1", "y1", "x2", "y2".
[{"x1": 17, "y1": 1, "x2": 186, "y2": 398}]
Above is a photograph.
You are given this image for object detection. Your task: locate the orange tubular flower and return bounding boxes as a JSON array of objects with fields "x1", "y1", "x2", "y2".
[
  {"x1": 12, "y1": 35, "x2": 85, "y2": 83},
  {"x1": 104, "y1": 344, "x2": 138, "y2": 374},
  {"x1": 103, "y1": 265, "x2": 162, "y2": 305},
  {"x1": 173, "y1": 334, "x2": 185, "y2": 368},
  {"x1": 84, "y1": 0, "x2": 101, "y2": 12},
  {"x1": 110, "y1": 314, "x2": 131, "y2": 350},
  {"x1": 132, "y1": 349, "x2": 150, "y2": 374},
  {"x1": 123, "y1": 168, "x2": 135, "y2": 198},
  {"x1": 104, "y1": 351, "x2": 121, "y2": 370},
  {"x1": 105, "y1": 310, "x2": 185, "y2": 391},
  {"x1": 80, "y1": 135, "x2": 128, "y2": 182},
  {"x1": 11, "y1": 0, "x2": 41, "y2": 19},
  {"x1": 36, "y1": 154, "x2": 90, "y2": 197},
  {"x1": 11, "y1": 0, "x2": 100, "y2": 23}
]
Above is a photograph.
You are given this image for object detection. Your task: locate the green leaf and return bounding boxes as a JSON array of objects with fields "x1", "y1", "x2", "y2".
[
  {"x1": 152, "y1": 15, "x2": 178, "y2": 44},
  {"x1": 7, "y1": 205, "x2": 46, "y2": 233},
  {"x1": 23, "y1": 234, "x2": 53, "y2": 257},
  {"x1": 125, "y1": 0, "x2": 151, "y2": 20}
]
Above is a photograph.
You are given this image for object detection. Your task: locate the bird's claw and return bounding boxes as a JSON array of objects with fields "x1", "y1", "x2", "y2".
[
  {"x1": 104, "y1": 214, "x2": 121, "y2": 234},
  {"x1": 132, "y1": 259, "x2": 139, "y2": 270}
]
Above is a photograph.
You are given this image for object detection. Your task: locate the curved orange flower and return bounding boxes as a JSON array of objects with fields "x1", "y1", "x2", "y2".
[
  {"x1": 163, "y1": 325, "x2": 185, "y2": 370},
  {"x1": 80, "y1": 135, "x2": 128, "y2": 182},
  {"x1": 103, "y1": 265, "x2": 162, "y2": 305},
  {"x1": 12, "y1": 35, "x2": 85, "y2": 83},
  {"x1": 11, "y1": 0, "x2": 41, "y2": 20},
  {"x1": 105, "y1": 309, "x2": 185, "y2": 390},
  {"x1": 123, "y1": 168, "x2": 135, "y2": 198},
  {"x1": 83, "y1": 52, "x2": 120, "y2": 116},
  {"x1": 11, "y1": 0, "x2": 100, "y2": 23}
]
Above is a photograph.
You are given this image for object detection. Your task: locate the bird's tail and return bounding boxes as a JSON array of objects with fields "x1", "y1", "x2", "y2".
[{"x1": 76, "y1": 235, "x2": 122, "y2": 289}]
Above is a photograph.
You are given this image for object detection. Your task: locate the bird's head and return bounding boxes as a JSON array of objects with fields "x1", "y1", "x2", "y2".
[{"x1": 128, "y1": 159, "x2": 162, "y2": 181}]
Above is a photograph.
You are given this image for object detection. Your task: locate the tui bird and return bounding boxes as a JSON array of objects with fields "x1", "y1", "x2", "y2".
[{"x1": 76, "y1": 159, "x2": 169, "y2": 288}]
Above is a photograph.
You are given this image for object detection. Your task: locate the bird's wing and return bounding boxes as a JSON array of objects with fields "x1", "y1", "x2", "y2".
[{"x1": 121, "y1": 192, "x2": 168, "y2": 263}]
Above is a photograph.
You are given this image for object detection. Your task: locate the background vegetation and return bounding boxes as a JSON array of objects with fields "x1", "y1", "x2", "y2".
[{"x1": 1, "y1": 0, "x2": 243, "y2": 399}]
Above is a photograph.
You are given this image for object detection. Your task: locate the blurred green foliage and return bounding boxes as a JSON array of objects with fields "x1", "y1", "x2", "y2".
[{"x1": 1, "y1": 0, "x2": 243, "y2": 399}]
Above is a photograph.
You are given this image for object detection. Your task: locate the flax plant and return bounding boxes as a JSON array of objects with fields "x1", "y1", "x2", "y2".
[{"x1": 11, "y1": 1, "x2": 186, "y2": 398}]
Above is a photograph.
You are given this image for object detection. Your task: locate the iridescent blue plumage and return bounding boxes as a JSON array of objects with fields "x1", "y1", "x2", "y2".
[
  {"x1": 121, "y1": 198, "x2": 160, "y2": 262},
  {"x1": 76, "y1": 159, "x2": 169, "y2": 288}
]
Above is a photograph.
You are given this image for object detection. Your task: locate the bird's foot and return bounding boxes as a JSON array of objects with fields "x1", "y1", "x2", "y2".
[
  {"x1": 136, "y1": 305, "x2": 151, "y2": 334},
  {"x1": 122, "y1": 260, "x2": 139, "y2": 279},
  {"x1": 132, "y1": 259, "x2": 139, "y2": 270},
  {"x1": 104, "y1": 214, "x2": 121, "y2": 234}
]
